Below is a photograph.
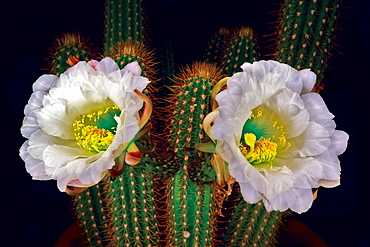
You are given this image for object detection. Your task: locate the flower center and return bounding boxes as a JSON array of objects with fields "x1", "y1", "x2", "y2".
[
  {"x1": 239, "y1": 133, "x2": 277, "y2": 169},
  {"x1": 73, "y1": 105, "x2": 121, "y2": 154},
  {"x1": 239, "y1": 107, "x2": 290, "y2": 169}
]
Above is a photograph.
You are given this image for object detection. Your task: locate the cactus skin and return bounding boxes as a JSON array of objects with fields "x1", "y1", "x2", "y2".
[
  {"x1": 204, "y1": 28, "x2": 230, "y2": 66},
  {"x1": 74, "y1": 179, "x2": 112, "y2": 247},
  {"x1": 108, "y1": 165, "x2": 158, "y2": 247},
  {"x1": 49, "y1": 33, "x2": 93, "y2": 76},
  {"x1": 222, "y1": 27, "x2": 259, "y2": 75},
  {"x1": 167, "y1": 63, "x2": 222, "y2": 247},
  {"x1": 221, "y1": 200, "x2": 283, "y2": 247},
  {"x1": 104, "y1": 0, "x2": 144, "y2": 53},
  {"x1": 275, "y1": 0, "x2": 341, "y2": 88}
]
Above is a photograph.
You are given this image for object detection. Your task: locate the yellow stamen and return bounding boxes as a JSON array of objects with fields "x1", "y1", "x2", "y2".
[
  {"x1": 73, "y1": 105, "x2": 120, "y2": 153},
  {"x1": 239, "y1": 133, "x2": 278, "y2": 168}
]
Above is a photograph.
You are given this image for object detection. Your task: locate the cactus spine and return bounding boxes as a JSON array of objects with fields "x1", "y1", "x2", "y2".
[{"x1": 275, "y1": 0, "x2": 341, "y2": 88}]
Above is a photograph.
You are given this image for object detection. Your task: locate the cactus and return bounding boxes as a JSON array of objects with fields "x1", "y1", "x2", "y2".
[
  {"x1": 222, "y1": 27, "x2": 259, "y2": 75},
  {"x1": 104, "y1": 0, "x2": 144, "y2": 52},
  {"x1": 275, "y1": 0, "x2": 341, "y2": 89},
  {"x1": 49, "y1": 33, "x2": 93, "y2": 76},
  {"x1": 38, "y1": 0, "x2": 343, "y2": 246},
  {"x1": 167, "y1": 62, "x2": 222, "y2": 246},
  {"x1": 74, "y1": 179, "x2": 111, "y2": 246},
  {"x1": 204, "y1": 27, "x2": 230, "y2": 65}
]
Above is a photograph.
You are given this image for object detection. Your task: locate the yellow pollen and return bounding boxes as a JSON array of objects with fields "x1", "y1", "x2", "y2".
[
  {"x1": 239, "y1": 133, "x2": 278, "y2": 168},
  {"x1": 74, "y1": 125, "x2": 115, "y2": 153},
  {"x1": 73, "y1": 105, "x2": 120, "y2": 153}
]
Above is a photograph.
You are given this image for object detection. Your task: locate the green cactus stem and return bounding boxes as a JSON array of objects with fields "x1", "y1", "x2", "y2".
[
  {"x1": 275, "y1": 0, "x2": 341, "y2": 89},
  {"x1": 74, "y1": 179, "x2": 112, "y2": 247},
  {"x1": 108, "y1": 165, "x2": 158, "y2": 246},
  {"x1": 49, "y1": 33, "x2": 93, "y2": 76},
  {"x1": 167, "y1": 62, "x2": 222, "y2": 246},
  {"x1": 222, "y1": 27, "x2": 259, "y2": 75},
  {"x1": 204, "y1": 27, "x2": 230, "y2": 66},
  {"x1": 221, "y1": 200, "x2": 283, "y2": 247},
  {"x1": 104, "y1": 0, "x2": 144, "y2": 53}
]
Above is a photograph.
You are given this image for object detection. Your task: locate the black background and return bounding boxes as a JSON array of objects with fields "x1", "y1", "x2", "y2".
[{"x1": 2, "y1": 0, "x2": 368, "y2": 246}]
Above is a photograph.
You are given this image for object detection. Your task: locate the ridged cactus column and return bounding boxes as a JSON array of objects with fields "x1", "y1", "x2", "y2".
[
  {"x1": 275, "y1": 0, "x2": 341, "y2": 88},
  {"x1": 104, "y1": 0, "x2": 144, "y2": 52},
  {"x1": 222, "y1": 27, "x2": 259, "y2": 75},
  {"x1": 167, "y1": 62, "x2": 222, "y2": 247}
]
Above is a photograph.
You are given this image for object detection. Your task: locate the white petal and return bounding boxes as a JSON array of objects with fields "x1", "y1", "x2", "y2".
[
  {"x1": 274, "y1": 157, "x2": 322, "y2": 189},
  {"x1": 265, "y1": 89, "x2": 309, "y2": 139},
  {"x1": 301, "y1": 93, "x2": 336, "y2": 135},
  {"x1": 43, "y1": 144, "x2": 90, "y2": 176},
  {"x1": 131, "y1": 74, "x2": 151, "y2": 92},
  {"x1": 24, "y1": 91, "x2": 46, "y2": 115},
  {"x1": 280, "y1": 122, "x2": 331, "y2": 158},
  {"x1": 20, "y1": 141, "x2": 50, "y2": 180},
  {"x1": 299, "y1": 69, "x2": 316, "y2": 94},
  {"x1": 122, "y1": 61, "x2": 141, "y2": 76},
  {"x1": 315, "y1": 149, "x2": 341, "y2": 183},
  {"x1": 330, "y1": 130, "x2": 349, "y2": 155},
  {"x1": 262, "y1": 166, "x2": 295, "y2": 197},
  {"x1": 78, "y1": 155, "x2": 113, "y2": 185},
  {"x1": 264, "y1": 189, "x2": 297, "y2": 212},
  {"x1": 239, "y1": 182, "x2": 263, "y2": 204},
  {"x1": 32, "y1": 74, "x2": 58, "y2": 92},
  {"x1": 95, "y1": 57, "x2": 120, "y2": 76},
  {"x1": 21, "y1": 111, "x2": 40, "y2": 139},
  {"x1": 36, "y1": 103, "x2": 77, "y2": 139},
  {"x1": 290, "y1": 188, "x2": 314, "y2": 214}
]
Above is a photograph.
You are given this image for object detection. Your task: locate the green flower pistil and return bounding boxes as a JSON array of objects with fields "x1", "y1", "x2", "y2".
[{"x1": 73, "y1": 105, "x2": 121, "y2": 154}]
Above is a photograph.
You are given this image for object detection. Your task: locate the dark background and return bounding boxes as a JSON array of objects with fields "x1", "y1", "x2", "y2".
[{"x1": 2, "y1": 0, "x2": 368, "y2": 246}]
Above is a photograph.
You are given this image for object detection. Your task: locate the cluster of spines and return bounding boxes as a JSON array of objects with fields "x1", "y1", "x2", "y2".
[
  {"x1": 104, "y1": 0, "x2": 144, "y2": 52},
  {"x1": 167, "y1": 63, "x2": 222, "y2": 246},
  {"x1": 49, "y1": 33, "x2": 93, "y2": 76},
  {"x1": 222, "y1": 27, "x2": 259, "y2": 75},
  {"x1": 275, "y1": 0, "x2": 341, "y2": 88}
]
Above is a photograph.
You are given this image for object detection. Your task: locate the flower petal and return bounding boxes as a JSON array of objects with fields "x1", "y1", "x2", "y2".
[
  {"x1": 36, "y1": 103, "x2": 78, "y2": 139},
  {"x1": 290, "y1": 188, "x2": 314, "y2": 214},
  {"x1": 122, "y1": 61, "x2": 141, "y2": 76},
  {"x1": 330, "y1": 130, "x2": 349, "y2": 156},
  {"x1": 280, "y1": 122, "x2": 331, "y2": 158},
  {"x1": 239, "y1": 181, "x2": 263, "y2": 204},
  {"x1": 95, "y1": 57, "x2": 120, "y2": 76},
  {"x1": 32, "y1": 74, "x2": 58, "y2": 92},
  {"x1": 265, "y1": 88, "x2": 309, "y2": 139},
  {"x1": 301, "y1": 93, "x2": 335, "y2": 135},
  {"x1": 20, "y1": 141, "x2": 50, "y2": 180}
]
